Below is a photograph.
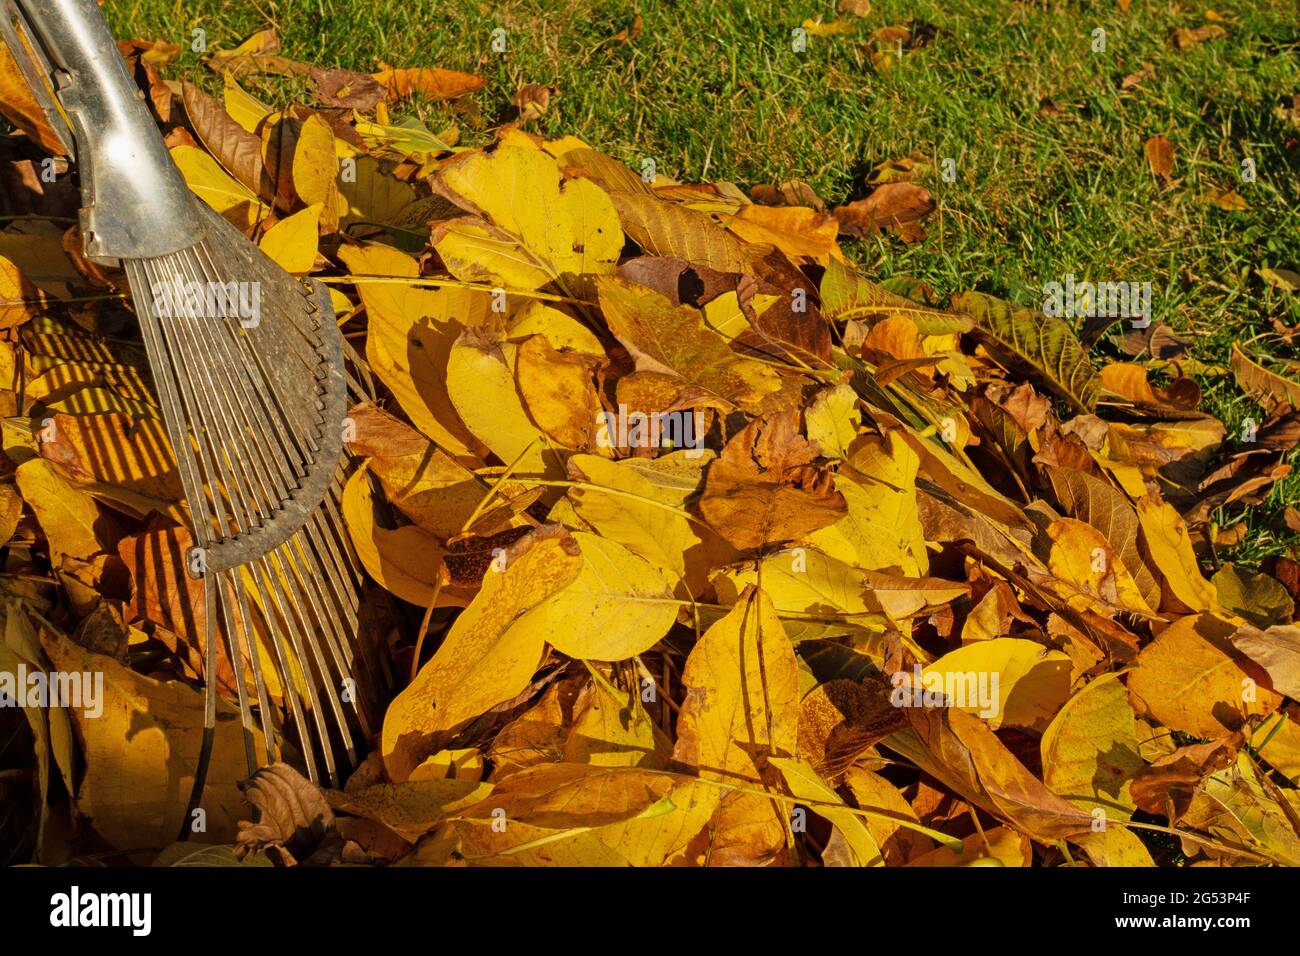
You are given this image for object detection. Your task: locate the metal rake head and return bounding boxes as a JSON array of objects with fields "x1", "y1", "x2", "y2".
[{"x1": 123, "y1": 203, "x2": 382, "y2": 793}]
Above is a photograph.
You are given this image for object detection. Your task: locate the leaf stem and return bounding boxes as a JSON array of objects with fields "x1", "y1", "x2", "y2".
[{"x1": 320, "y1": 273, "x2": 587, "y2": 305}]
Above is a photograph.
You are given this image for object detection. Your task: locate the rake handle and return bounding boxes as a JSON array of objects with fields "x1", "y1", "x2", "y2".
[{"x1": 14, "y1": 0, "x2": 203, "y2": 260}]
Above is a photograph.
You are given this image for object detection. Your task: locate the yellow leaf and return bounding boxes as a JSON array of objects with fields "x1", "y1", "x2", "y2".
[
  {"x1": 842, "y1": 766, "x2": 922, "y2": 861},
  {"x1": 422, "y1": 819, "x2": 625, "y2": 865},
  {"x1": 1075, "y1": 825, "x2": 1156, "y2": 867},
  {"x1": 38, "y1": 411, "x2": 184, "y2": 521},
  {"x1": 337, "y1": 242, "x2": 487, "y2": 463},
  {"x1": 258, "y1": 202, "x2": 322, "y2": 273},
  {"x1": 515, "y1": 334, "x2": 602, "y2": 451},
  {"x1": 714, "y1": 547, "x2": 871, "y2": 615},
  {"x1": 432, "y1": 142, "x2": 622, "y2": 291},
  {"x1": 596, "y1": 276, "x2": 782, "y2": 412},
  {"x1": 445, "y1": 763, "x2": 719, "y2": 866},
  {"x1": 2, "y1": 603, "x2": 76, "y2": 831},
  {"x1": 1136, "y1": 496, "x2": 1218, "y2": 611},
  {"x1": 542, "y1": 135, "x2": 596, "y2": 159},
  {"x1": 863, "y1": 315, "x2": 924, "y2": 360},
  {"x1": 1254, "y1": 714, "x2": 1300, "y2": 786},
  {"x1": 0, "y1": 256, "x2": 38, "y2": 328},
  {"x1": 905, "y1": 826, "x2": 1031, "y2": 866},
  {"x1": 326, "y1": 778, "x2": 491, "y2": 842},
  {"x1": 1101, "y1": 362, "x2": 1165, "y2": 406},
  {"x1": 1045, "y1": 465, "x2": 1162, "y2": 610},
  {"x1": 505, "y1": 300, "x2": 605, "y2": 357},
  {"x1": 1046, "y1": 517, "x2": 1157, "y2": 617},
  {"x1": 14, "y1": 458, "x2": 102, "y2": 565},
  {"x1": 770, "y1": 756, "x2": 883, "y2": 865},
  {"x1": 1127, "y1": 613, "x2": 1281, "y2": 738},
  {"x1": 346, "y1": 403, "x2": 506, "y2": 538},
  {"x1": 896, "y1": 707, "x2": 1095, "y2": 841},
  {"x1": 805, "y1": 383, "x2": 861, "y2": 459},
  {"x1": 725, "y1": 205, "x2": 839, "y2": 260},
  {"x1": 514, "y1": 531, "x2": 678, "y2": 661},
  {"x1": 1041, "y1": 673, "x2": 1143, "y2": 819},
  {"x1": 25, "y1": 358, "x2": 153, "y2": 405},
  {"x1": 487, "y1": 676, "x2": 580, "y2": 777},
  {"x1": 0, "y1": 484, "x2": 21, "y2": 549},
  {"x1": 802, "y1": 18, "x2": 856, "y2": 35},
  {"x1": 564, "y1": 674, "x2": 669, "y2": 768},
  {"x1": 710, "y1": 550, "x2": 937, "y2": 635},
  {"x1": 341, "y1": 466, "x2": 446, "y2": 606},
  {"x1": 382, "y1": 526, "x2": 583, "y2": 780},
  {"x1": 672, "y1": 587, "x2": 798, "y2": 863},
  {"x1": 701, "y1": 290, "x2": 753, "y2": 341},
  {"x1": 170, "y1": 144, "x2": 269, "y2": 227},
  {"x1": 610, "y1": 192, "x2": 755, "y2": 273},
  {"x1": 432, "y1": 218, "x2": 554, "y2": 291},
  {"x1": 446, "y1": 327, "x2": 560, "y2": 475},
  {"x1": 1199, "y1": 754, "x2": 1300, "y2": 864},
  {"x1": 859, "y1": 570, "x2": 969, "y2": 620},
  {"x1": 894, "y1": 423, "x2": 1029, "y2": 532},
  {"x1": 410, "y1": 748, "x2": 486, "y2": 782},
  {"x1": 372, "y1": 66, "x2": 484, "y2": 101},
  {"x1": 809, "y1": 432, "x2": 928, "y2": 575},
  {"x1": 43, "y1": 636, "x2": 260, "y2": 850},
  {"x1": 673, "y1": 586, "x2": 799, "y2": 777},
  {"x1": 921, "y1": 637, "x2": 1072, "y2": 731},
  {"x1": 1231, "y1": 341, "x2": 1300, "y2": 412},
  {"x1": 338, "y1": 155, "x2": 422, "y2": 230},
  {"x1": 0, "y1": 38, "x2": 67, "y2": 154},
  {"x1": 223, "y1": 74, "x2": 273, "y2": 132},
  {"x1": 42, "y1": 386, "x2": 157, "y2": 419},
  {"x1": 1198, "y1": 186, "x2": 1248, "y2": 210},
  {"x1": 352, "y1": 114, "x2": 454, "y2": 159},
  {"x1": 563, "y1": 454, "x2": 695, "y2": 589},
  {"x1": 290, "y1": 114, "x2": 339, "y2": 229}
]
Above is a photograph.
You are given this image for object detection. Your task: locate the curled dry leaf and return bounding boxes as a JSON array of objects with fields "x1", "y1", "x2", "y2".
[
  {"x1": 510, "y1": 83, "x2": 557, "y2": 124},
  {"x1": 236, "y1": 762, "x2": 335, "y2": 862},
  {"x1": 1232, "y1": 342, "x2": 1300, "y2": 411},
  {"x1": 310, "y1": 66, "x2": 386, "y2": 110},
  {"x1": 1171, "y1": 24, "x2": 1228, "y2": 49},
  {"x1": 371, "y1": 64, "x2": 485, "y2": 101},
  {"x1": 832, "y1": 182, "x2": 936, "y2": 241}
]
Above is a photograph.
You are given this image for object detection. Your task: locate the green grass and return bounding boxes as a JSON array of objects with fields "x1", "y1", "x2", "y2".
[{"x1": 107, "y1": 0, "x2": 1300, "y2": 559}]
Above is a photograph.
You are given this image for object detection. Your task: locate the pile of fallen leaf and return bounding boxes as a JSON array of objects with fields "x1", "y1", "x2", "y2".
[{"x1": 0, "y1": 26, "x2": 1299, "y2": 868}]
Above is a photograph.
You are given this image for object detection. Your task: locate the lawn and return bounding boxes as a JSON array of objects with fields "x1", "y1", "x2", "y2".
[{"x1": 108, "y1": 0, "x2": 1300, "y2": 558}]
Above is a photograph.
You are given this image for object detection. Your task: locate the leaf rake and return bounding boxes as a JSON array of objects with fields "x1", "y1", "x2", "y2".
[{"x1": 2, "y1": 0, "x2": 385, "y2": 832}]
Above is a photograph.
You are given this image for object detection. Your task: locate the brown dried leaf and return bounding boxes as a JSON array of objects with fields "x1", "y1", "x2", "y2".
[
  {"x1": 1144, "y1": 134, "x2": 1174, "y2": 179},
  {"x1": 832, "y1": 182, "x2": 936, "y2": 240},
  {"x1": 310, "y1": 66, "x2": 386, "y2": 110},
  {"x1": 699, "y1": 410, "x2": 846, "y2": 550},
  {"x1": 1171, "y1": 24, "x2": 1228, "y2": 49},
  {"x1": 236, "y1": 763, "x2": 336, "y2": 862}
]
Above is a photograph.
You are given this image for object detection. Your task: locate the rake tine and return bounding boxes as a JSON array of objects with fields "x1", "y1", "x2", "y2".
[
  {"x1": 260, "y1": 546, "x2": 342, "y2": 785},
  {"x1": 228, "y1": 568, "x2": 278, "y2": 766},
  {"x1": 249, "y1": 558, "x2": 319, "y2": 774},
  {"x1": 215, "y1": 570, "x2": 258, "y2": 773},
  {"x1": 179, "y1": 570, "x2": 218, "y2": 841},
  {"x1": 270, "y1": 540, "x2": 356, "y2": 781}
]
